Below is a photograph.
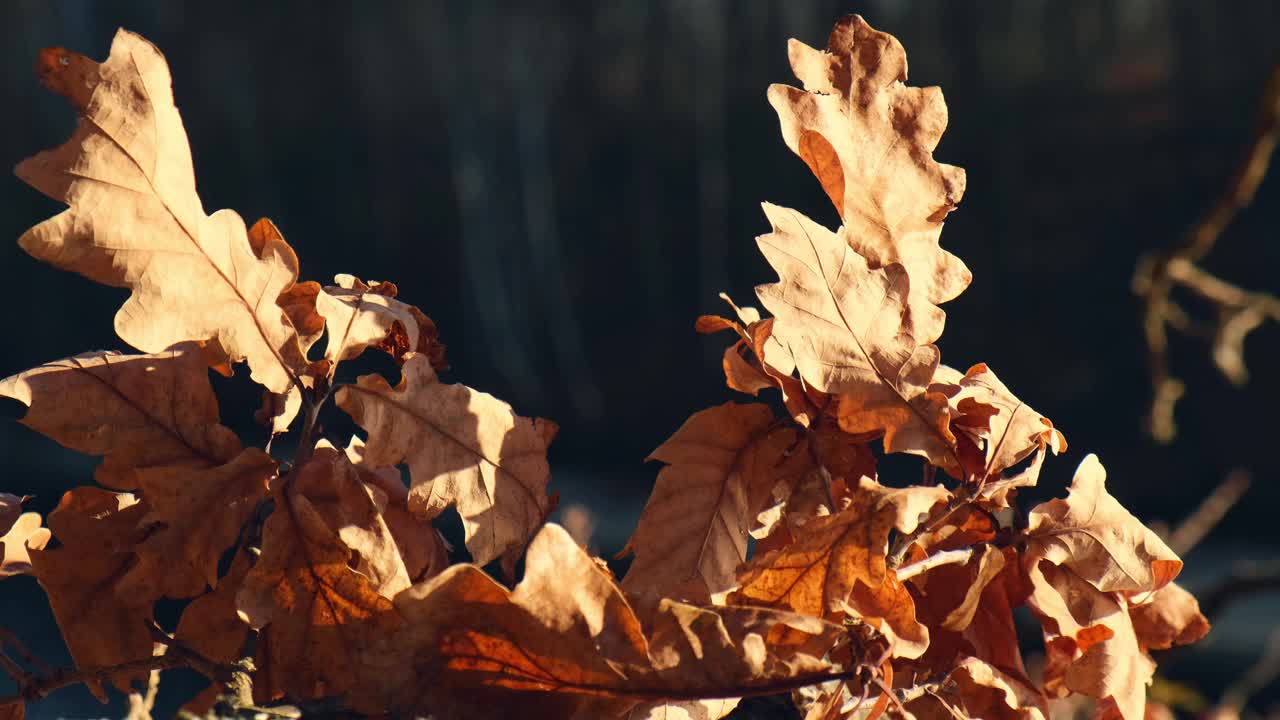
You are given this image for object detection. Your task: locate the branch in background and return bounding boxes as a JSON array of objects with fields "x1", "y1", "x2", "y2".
[
  {"x1": 1166, "y1": 469, "x2": 1251, "y2": 556},
  {"x1": 0, "y1": 652, "x2": 190, "y2": 707},
  {"x1": 1133, "y1": 58, "x2": 1280, "y2": 442}
]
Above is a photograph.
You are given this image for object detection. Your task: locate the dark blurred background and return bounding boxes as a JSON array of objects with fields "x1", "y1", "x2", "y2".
[{"x1": 1, "y1": 1, "x2": 1278, "y2": 717}]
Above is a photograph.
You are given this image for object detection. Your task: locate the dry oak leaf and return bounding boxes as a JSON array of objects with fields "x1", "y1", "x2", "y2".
[
  {"x1": 907, "y1": 658, "x2": 1047, "y2": 720},
  {"x1": 0, "y1": 344, "x2": 242, "y2": 490},
  {"x1": 1025, "y1": 561, "x2": 1154, "y2": 720},
  {"x1": 236, "y1": 449, "x2": 402, "y2": 703},
  {"x1": 173, "y1": 548, "x2": 255, "y2": 711},
  {"x1": 754, "y1": 203, "x2": 956, "y2": 469},
  {"x1": 344, "y1": 436, "x2": 452, "y2": 583},
  {"x1": 316, "y1": 274, "x2": 446, "y2": 369},
  {"x1": 131, "y1": 447, "x2": 275, "y2": 598},
  {"x1": 17, "y1": 32, "x2": 309, "y2": 395},
  {"x1": 27, "y1": 487, "x2": 157, "y2": 700},
  {"x1": 0, "y1": 512, "x2": 47, "y2": 579},
  {"x1": 1128, "y1": 581, "x2": 1210, "y2": 651},
  {"x1": 351, "y1": 524, "x2": 837, "y2": 719},
  {"x1": 1025, "y1": 454, "x2": 1181, "y2": 596},
  {"x1": 336, "y1": 352, "x2": 557, "y2": 569},
  {"x1": 771, "y1": 14, "x2": 969, "y2": 332},
  {"x1": 933, "y1": 364, "x2": 1066, "y2": 479},
  {"x1": 733, "y1": 478, "x2": 949, "y2": 658},
  {"x1": 620, "y1": 402, "x2": 795, "y2": 601}
]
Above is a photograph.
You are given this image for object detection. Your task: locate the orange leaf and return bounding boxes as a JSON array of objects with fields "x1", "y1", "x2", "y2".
[{"x1": 350, "y1": 524, "x2": 839, "y2": 718}]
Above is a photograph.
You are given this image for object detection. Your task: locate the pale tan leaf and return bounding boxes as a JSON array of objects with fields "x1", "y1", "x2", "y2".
[
  {"x1": 0, "y1": 513, "x2": 47, "y2": 579},
  {"x1": 620, "y1": 403, "x2": 793, "y2": 601},
  {"x1": 771, "y1": 15, "x2": 969, "y2": 327},
  {"x1": 1026, "y1": 455, "x2": 1181, "y2": 596},
  {"x1": 336, "y1": 353, "x2": 557, "y2": 568},
  {"x1": 0, "y1": 345, "x2": 242, "y2": 490},
  {"x1": 754, "y1": 203, "x2": 957, "y2": 468},
  {"x1": 316, "y1": 274, "x2": 439, "y2": 366},
  {"x1": 17, "y1": 33, "x2": 308, "y2": 394},
  {"x1": 919, "y1": 658, "x2": 1047, "y2": 720}
]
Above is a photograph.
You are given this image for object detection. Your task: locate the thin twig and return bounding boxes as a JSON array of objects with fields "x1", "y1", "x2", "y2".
[
  {"x1": 896, "y1": 547, "x2": 975, "y2": 582},
  {"x1": 887, "y1": 488, "x2": 974, "y2": 569},
  {"x1": 0, "y1": 653, "x2": 190, "y2": 706},
  {"x1": 1166, "y1": 469, "x2": 1251, "y2": 555},
  {"x1": 1134, "y1": 58, "x2": 1280, "y2": 442}
]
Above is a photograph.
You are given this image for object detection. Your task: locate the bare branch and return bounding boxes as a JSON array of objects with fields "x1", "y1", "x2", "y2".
[
  {"x1": 896, "y1": 547, "x2": 976, "y2": 582},
  {"x1": 1134, "y1": 58, "x2": 1280, "y2": 441},
  {"x1": 1166, "y1": 469, "x2": 1251, "y2": 555}
]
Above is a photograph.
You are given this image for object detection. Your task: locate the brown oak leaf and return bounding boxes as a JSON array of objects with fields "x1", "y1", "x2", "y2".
[
  {"x1": 908, "y1": 658, "x2": 1047, "y2": 720},
  {"x1": 1024, "y1": 560, "x2": 1154, "y2": 720},
  {"x1": 620, "y1": 403, "x2": 794, "y2": 601},
  {"x1": 0, "y1": 345, "x2": 242, "y2": 490},
  {"x1": 236, "y1": 450, "x2": 402, "y2": 703},
  {"x1": 770, "y1": 15, "x2": 969, "y2": 332},
  {"x1": 17, "y1": 32, "x2": 310, "y2": 394},
  {"x1": 1129, "y1": 582, "x2": 1210, "y2": 651},
  {"x1": 351, "y1": 524, "x2": 838, "y2": 719},
  {"x1": 131, "y1": 448, "x2": 275, "y2": 597},
  {"x1": 1025, "y1": 454, "x2": 1181, "y2": 596},
  {"x1": 27, "y1": 488, "x2": 157, "y2": 700},
  {"x1": 336, "y1": 352, "x2": 557, "y2": 569}
]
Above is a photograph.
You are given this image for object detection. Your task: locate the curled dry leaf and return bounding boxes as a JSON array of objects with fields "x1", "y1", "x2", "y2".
[
  {"x1": 908, "y1": 658, "x2": 1047, "y2": 720},
  {"x1": 352, "y1": 524, "x2": 839, "y2": 719},
  {"x1": 1024, "y1": 560, "x2": 1154, "y2": 720},
  {"x1": 754, "y1": 203, "x2": 957, "y2": 469},
  {"x1": 1025, "y1": 454, "x2": 1181, "y2": 596},
  {"x1": 27, "y1": 488, "x2": 156, "y2": 700},
  {"x1": 316, "y1": 274, "x2": 446, "y2": 369},
  {"x1": 1128, "y1": 581, "x2": 1210, "y2": 651},
  {"x1": 236, "y1": 448, "x2": 402, "y2": 703},
  {"x1": 733, "y1": 479, "x2": 949, "y2": 658},
  {"x1": 770, "y1": 14, "x2": 969, "y2": 329},
  {"x1": 0, "y1": 344, "x2": 242, "y2": 490},
  {"x1": 620, "y1": 402, "x2": 795, "y2": 601},
  {"x1": 17, "y1": 32, "x2": 310, "y2": 394},
  {"x1": 336, "y1": 353, "x2": 557, "y2": 569},
  {"x1": 933, "y1": 364, "x2": 1066, "y2": 479}
]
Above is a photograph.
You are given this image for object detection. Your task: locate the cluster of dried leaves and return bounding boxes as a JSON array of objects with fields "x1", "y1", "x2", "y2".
[{"x1": 0, "y1": 15, "x2": 1210, "y2": 720}]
